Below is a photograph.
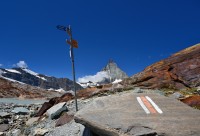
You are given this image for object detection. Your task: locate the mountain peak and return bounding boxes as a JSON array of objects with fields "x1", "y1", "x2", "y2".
[{"x1": 102, "y1": 60, "x2": 128, "y2": 82}]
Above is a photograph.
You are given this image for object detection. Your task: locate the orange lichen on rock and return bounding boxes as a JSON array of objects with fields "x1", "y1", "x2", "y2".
[{"x1": 122, "y1": 43, "x2": 200, "y2": 90}]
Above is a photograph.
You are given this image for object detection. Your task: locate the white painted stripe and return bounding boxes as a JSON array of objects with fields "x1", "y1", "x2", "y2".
[
  {"x1": 145, "y1": 96, "x2": 163, "y2": 114},
  {"x1": 137, "y1": 97, "x2": 150, "y2": 114}
]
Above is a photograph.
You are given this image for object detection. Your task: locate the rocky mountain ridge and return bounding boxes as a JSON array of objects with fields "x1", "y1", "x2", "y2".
[
  {"x1": 122, "y1": 43, "x2": 200, "y2": 90},
  {"x1": 0, "y1": 67, "x2": 83, "y2": 91},
  {"x1": 0, "y1": 76, "x2": 62, "y2": 98}
]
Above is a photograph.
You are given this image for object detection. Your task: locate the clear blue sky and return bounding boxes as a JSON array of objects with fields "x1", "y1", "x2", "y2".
[{"x1": 0, "y1": 0, "x2": 200, "y2": 79}]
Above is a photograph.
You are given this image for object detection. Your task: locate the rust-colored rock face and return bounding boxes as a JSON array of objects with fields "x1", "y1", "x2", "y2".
[
  {"x1": 181, "y1": 96, "x2": 200, "y2": 108},
  {"x1": 123, "y1": 44, "x2": 200, "y2": 90}
]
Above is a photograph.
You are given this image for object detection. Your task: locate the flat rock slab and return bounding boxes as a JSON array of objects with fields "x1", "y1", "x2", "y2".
[{"x1": 75, "y1": 93, "x2": 200, "y2": 136}]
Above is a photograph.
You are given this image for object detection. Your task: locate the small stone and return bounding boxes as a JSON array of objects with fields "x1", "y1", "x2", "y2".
[
  {"x1": 12, "y1": 107, "x2": 30, "y2": 115},
  {"x1": 11, "y1": 129, "x2": 21, "y2": 136},
  {"x1": 26, "y1": 117, "x2": 39, "y2": 126},
  {"x1": 169, "y1": 92, "x2": 184, "y2": 99},
  {"x1": 133, "y1": 88, "x2": 143, "y2": 93},
  {"x1": 0, "y1": 124, "x2": 9, "y2": 132},
  {"x1": 33, "y1": 128, "x2": 48, "y2": 136},
  {"x1": 0, "y1": 132, "x2": 6, "y2": 136},
  {"x1": 0, "y1": 112, "x2": 11, "y2": 118}
]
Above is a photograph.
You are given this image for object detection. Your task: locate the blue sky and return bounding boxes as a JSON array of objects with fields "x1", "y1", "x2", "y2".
[{"x1": 0, "y1": 0, "x2": 200, "y2": 79}]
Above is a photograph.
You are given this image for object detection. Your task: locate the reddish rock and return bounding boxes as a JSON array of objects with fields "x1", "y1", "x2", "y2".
[
  {"x1": 55, "y1": 113, "x2": 74, "y2": 127},
  {"x1": 122, "y1": 44, "x2": 200, "y2": 90},
  {"x1": 77, "y1": 87, "x2": 109, "y2": 99},
  {"x1": 55, "y1": 93, "x2": 74, "y2": 104},
  {"x1": 35, "y1": 102, "x2": 53, "y2": 117},
  {"x1": 0, "y1": 77, "x2": 62, "y2": 98},
  {"x1": 36, "y1": 93, "x2": 74, "y2": 117},
  {"x1": 181, "y1": 96, "x2": 200, "y2": 108}
]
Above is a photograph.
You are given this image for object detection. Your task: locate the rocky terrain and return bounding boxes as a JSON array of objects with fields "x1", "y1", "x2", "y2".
[
  {"x1": 0, "y1": 44, "x2": 200, "y2": 136},
  {"x1": 122, "y1": 43, "x2": 200, "y2": 90},
  {"x1": 0, "y1": 77, "x2": 62, "y2": 99},
  {"x1": 1, "y1": 85, "x2": 199, "y2": 136},
  {"x1": 0, "y1": 67, "x2": 83, "y2": 91}
]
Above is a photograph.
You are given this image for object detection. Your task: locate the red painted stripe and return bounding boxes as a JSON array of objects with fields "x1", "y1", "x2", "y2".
[{"x1": 140, "y1": 96, "x2": 157, "y2": 114}]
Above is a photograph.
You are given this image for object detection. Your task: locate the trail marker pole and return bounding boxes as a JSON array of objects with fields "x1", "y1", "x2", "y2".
[{"x1": 57, "y1": 25, "x2": 78, "y2": 111}]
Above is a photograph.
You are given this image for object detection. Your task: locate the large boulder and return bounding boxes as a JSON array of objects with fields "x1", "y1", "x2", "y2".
[
  {"x1": 36, "y1": 93, "x2": 74, "y2": 117},
  {"x1": 75, "y1": 92, "x2": 200, "y2": 136},
  {"x1": 46, "y1": 102, "x2": 68, "y2": 119},
  {"x1": 35, "y1": 102, "x2": 53, "y2": 117},
  {"x1": 122, "y1": 44, "x2": 200, "y2": 90}
]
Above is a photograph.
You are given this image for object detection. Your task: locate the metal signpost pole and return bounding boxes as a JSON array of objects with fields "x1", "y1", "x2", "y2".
[
  {"x1": 57, "y1": 24, "x2": 78, "y2": 112},
  {"x1": 68, "y1": 26, "x2": 78, "y2": 112}
]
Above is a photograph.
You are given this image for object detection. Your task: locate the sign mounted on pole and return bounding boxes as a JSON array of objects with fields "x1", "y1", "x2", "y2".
[{"x1": 66, "y1": 39, "x2": 78, "y2": 48}]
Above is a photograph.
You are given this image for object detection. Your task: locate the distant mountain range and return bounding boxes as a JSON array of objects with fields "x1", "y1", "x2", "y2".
[{"x1": 0, "y1": 67, "x2": 83, "y2": 91}]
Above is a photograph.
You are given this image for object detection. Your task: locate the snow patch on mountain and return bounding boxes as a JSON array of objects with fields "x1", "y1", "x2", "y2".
[
  {"x1": 112, "y1": 79, "x2": 122, "y2": 84},
  {"x1": 6, "y1": 69, "x2": 21, "y2": 74},
  {"x1": 48, "y1": 88, "x2": 66, "y2": 93},
  {"x1": 0, "y1": 69, "x2": 6, "y2": 75},
  {"x1": 22, "y1": 68, "x2": 47, "y2": 81},
  {"x1": 78, "y1": 81, "x2": 100, "y2": 88}
]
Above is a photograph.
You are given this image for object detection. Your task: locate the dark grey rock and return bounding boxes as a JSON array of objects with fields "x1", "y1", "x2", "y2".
[
  {"x1": 0, "y1": 112, "x2": 11, "y2": 118},
  {"x1": 169, "y1": 92, "x2": 184, "y2": 99},
  {"x1": 12, "y1": 107, "x2": 30, "y2": 115},
  {"x1": 132, "y1": 88, "x2": 143, "y2": 93}
]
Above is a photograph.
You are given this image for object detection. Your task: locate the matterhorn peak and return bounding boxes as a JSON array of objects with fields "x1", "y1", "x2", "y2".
[{"x1": 102, "y1": 59, "x2": 128, "y2": 82}]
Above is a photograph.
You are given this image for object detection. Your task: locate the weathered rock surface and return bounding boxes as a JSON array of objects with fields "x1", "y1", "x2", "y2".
[
  {"x1": 55, "y1": 113, "x2": 74, "y2": 127},
  {"x1": 75, "y1": 92, "x2": 200, "y2": 136},
  {"x1": 26, "y1": 117, "x2": 39, "y2": 126},
  {"x1": 33, "y1": 128, "x2": 49, "y2": 136},
  {"x1": 122, "y1": 44, "x2": 200, "y2": 90},
  {"x1": 0, "y1": 124, "x2": 9, "y2": 132},
  {"x1": 12, "y1": 107, "x2": 30, "y2": 115}
]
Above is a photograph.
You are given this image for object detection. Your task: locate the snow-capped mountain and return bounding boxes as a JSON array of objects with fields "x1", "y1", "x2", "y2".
[{"x1": 0, "y1": 67, "x2": 83, "y2": 91}]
